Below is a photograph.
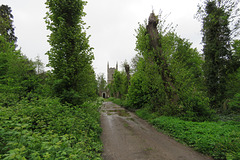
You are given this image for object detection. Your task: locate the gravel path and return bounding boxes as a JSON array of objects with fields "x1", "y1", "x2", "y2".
[{"x1": 100, "y1": 102, "x2": 213, "y2": 160}]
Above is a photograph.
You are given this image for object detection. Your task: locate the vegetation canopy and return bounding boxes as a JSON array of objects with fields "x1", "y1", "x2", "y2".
[{"x1": 45, "y1": 0, "x2": 96, "y2": 105}]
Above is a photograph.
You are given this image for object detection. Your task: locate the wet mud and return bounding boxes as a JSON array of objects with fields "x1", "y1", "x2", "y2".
[{"x1": 100, "y1": 102, "x2": 213, "y2": 160}]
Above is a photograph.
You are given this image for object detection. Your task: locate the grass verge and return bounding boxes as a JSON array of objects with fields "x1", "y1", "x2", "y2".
[{"x1": 136, "y1": 108, "x2": 240, "y2": 160}]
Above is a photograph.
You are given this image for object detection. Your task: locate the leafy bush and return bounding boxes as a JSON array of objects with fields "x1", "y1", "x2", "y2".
[
  {"x1": 179, "y1": 92, "x2": 217, "y2": 122},
  {"x1": 127, "y1": 66, "x2": 152, "y2": 110},
  {"x1": 229, "y1": 93, "x2": 240, "y2": 113},
  {"x1": 107, "y1": 97, "x2": 131, "y2": 109},
  {"x1": 108, "y1": 97, "x2": 121, "y2": 105},
  {"x1": 0, "y1": 92, "x2": 19, "y2": 107},
  {"x1": 136, "y1": 107, "x2": 159, "y2": 120},
  {"x1": 0, "y1": 97, "x2": 103, "y2": 159},
  {"x1": 136, "y1": 108, "x2": 240, "y2": 160}
]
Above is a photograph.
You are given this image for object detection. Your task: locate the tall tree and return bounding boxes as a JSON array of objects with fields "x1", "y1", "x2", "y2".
[
  {"x1": 0, "y1": 5, "x2": 17, "y2": 44},
  {"x1": 128, "y1": 12, "x2": 214, "y2": 120},
  {"x1": 123, "y1": 61, "x2": 130, "y2": 88},
  {"x1": 146, "y1": 12, "x2": 179, "y2": 105},
  {"x1": 97, "y1": 73, "x2": 107, "y2": 95},
  {"x1": 0, "y1": 35, "x2": 38, "y2": 105},
  {"x1": 45, "y1": 0, "x2": 96, "y2": 105},
  {"x1": 197, "y1": 0, "x2": 239, "y2": 108},
  {"x1": 34, "y1": 55, "x2": 44, "y2": 74}
]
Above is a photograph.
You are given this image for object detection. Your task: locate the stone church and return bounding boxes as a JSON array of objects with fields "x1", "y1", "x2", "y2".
[{"x1": 100, "y1": 62, "x2": 118, "y2": 98}]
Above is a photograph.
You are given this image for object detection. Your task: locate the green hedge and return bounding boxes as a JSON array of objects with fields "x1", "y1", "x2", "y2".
[
  {"x1": 0, "y1": 97, "x2": 103, "y2": 160},
  {"x1": 136, "y1": 108, "x2": 240, "y2": 160}
]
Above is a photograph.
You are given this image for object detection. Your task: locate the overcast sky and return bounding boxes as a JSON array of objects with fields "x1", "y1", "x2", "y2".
[{"x1": 1, "y1": 0, "x2": 202, "y2": 79}]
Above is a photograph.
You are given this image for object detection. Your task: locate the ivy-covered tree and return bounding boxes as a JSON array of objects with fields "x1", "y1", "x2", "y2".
[
  {"x1": 123, "y1": 61, "x2": 130, "y2": 89},
  {"x1": 197, "y1": 0, "x2": 239, "y2": 108},
  {"x1": 97, "y1": 73, "x2": 107, "y2": 95},
  {"x1": 0, "y1": 5, "x2": 17, "y2": 44},
  {"x1": 45, "y1": 0, "x2": 96, "y2": 105},
  {"x1": 128, "y1": 12, "x2": 214, "y2": 121}
]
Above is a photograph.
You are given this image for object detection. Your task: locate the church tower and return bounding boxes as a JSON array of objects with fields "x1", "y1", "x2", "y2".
[{"x1": 107, "y1": 62, "x2": 118, "y2": 84}]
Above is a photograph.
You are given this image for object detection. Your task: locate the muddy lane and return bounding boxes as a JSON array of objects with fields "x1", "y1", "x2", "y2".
[{"x1": 100, "y1": 102, "x2": 213, "y2": 160}]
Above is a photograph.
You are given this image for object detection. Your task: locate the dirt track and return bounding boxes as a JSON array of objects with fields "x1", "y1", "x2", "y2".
[{"x1": 100, "y1": 102, "x2": 213, "y2": 160}]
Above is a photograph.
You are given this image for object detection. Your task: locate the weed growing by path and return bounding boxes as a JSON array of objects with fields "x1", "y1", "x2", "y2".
[
  {"x1": 0, "y1": 97, "x2": 103, "y2": 159},
  {"x1": 136, "y1": 108, "x2": 240, "y2": 160}
]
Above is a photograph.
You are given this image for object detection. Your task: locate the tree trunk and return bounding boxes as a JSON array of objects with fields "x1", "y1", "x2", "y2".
[
  {"x1": 124, "y1": 63, "x2": 131, "y2": 89},
  {"x1": 146, "y1": 12, "x2": 179, "y2": 104}
]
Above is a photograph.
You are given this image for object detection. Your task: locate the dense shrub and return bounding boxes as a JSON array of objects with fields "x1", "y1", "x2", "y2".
[
  {"x1": 0, "y1": 97, "x2": 103, "y2": 159},
  {"x1": 107, "y1": 97, "x2": 130, "y2": 109},
  {"x1": 229, "y1": 93, "x2": 240, "y2": 113},
  {"x1": 136, "y1": 108, "x2": 240, "y2": 160}
]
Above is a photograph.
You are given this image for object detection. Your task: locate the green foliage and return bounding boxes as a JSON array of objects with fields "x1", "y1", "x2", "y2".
[
  {"x1": 97, "y1": 73, "x2": 107, "y2": 95},
  {"x1": 197, "y1": 0, "x2": 240, "y2": 108},
  {"x1": 34, "y1": 55, "x2": 45, "y2": 74},
  {"x1": 128, "y1": 56, "x2": 165, "y2": 110},
  {"x1": 231, "y1": 40, "x2": 240, "y2": 71},
  {"x1": 136, "y1": 109, "x2": 240, "y2": 160},
  {"x1": 0, "y1": 97, "x2": 103, "y2": 159},
  {"x1": 228, "y1": 93, "x2": 240, "y2": 113},
  {"x1": 0, "y1": 2, "x2": 101, "y2": 159},
  {"x1": 123, "y1": 61, "x2": 130, "y2": 90},
  {"x1": 128, "y1": 62, "x2": 151, "y2": 109},
  {"x1": 108, "y1": 70, "x2": 128, "y2": 99},
  {"x1": 226, "y1": 41, "x2": 240, "y2": 113},
  {"x1": 107, "y1": 97, "x2": 121, "y2": 105},
  {"x1": 0, "y1": 35, "x2": 39, "y2": 106},
  {"x1": 112, "y1": 71, "x2": 124, "y2": 98},
  {"x1": 161, "y1": 32, "x2": 214, "y2": 120},
  {"x1": 129, "y1": 23, "x2": 169, "y2": 111},
  {"x1": 0, "y1": 5, "x2": 17, "y2": 44},
  {"x1": 107, "y1": 97, "x2": 130, "y2": 109},
  {"x1": 128, "y1": 18, "x2": 213, "y2": 120},
  {"x1": 162, "y1": 32, "x2": 204, "y2": 88},
  {"x1": 135, "y1": 107, "x2": 159, "y2": 121},
  {"x1": 45, "y1": 0, "x2": 96, "y2": 105}
]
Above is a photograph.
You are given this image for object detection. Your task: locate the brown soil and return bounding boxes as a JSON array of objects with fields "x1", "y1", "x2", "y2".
[{"x1": 100, "y1": 102, "x2": 213, "y2": 160}]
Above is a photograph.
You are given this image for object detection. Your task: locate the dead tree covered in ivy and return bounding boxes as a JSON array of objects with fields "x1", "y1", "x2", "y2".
[{"x1": 146, "y1": 12, "x2": 179, "y2": 104}]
